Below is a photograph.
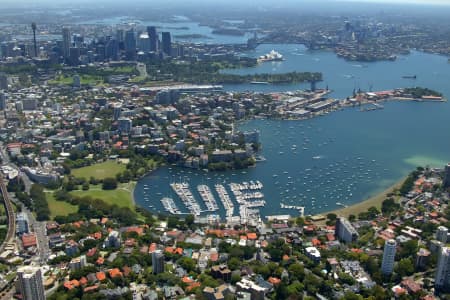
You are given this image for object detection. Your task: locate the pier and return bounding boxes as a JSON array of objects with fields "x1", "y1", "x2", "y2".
[
  {"x1": 170, "y1": 182, "x2": 202, "y2": 216},
  {"x1": 229, "y1": 180, "x2": 265, "y2": 226},
  {"x1": 215, "y1": 184, "x2": 234, "y2": 223},
  {"x1": 160, "y1": 197, "x2": 183, "y2": 215},
  {"x1": 197, "y1": 185, "x2": 219, "y2": 211}
]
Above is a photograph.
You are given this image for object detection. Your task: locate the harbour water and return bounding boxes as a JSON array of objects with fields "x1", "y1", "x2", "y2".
[
  {"x1": 75, "y1": 17, "x2": 252, "y2": 44},
  {"x1": 133, "y1": 44, "x2": 450, "y2": 219}
]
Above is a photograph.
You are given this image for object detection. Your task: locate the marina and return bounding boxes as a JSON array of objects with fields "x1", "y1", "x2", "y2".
[
  {"x1": 170, "y1": 182, "x2": 202, "y2": 216},
  {"x1": 215, "y1": 184, "x2": 234, "y2": 223},
  {"x1": 160, "y1": 197, "x2": 183, "y2": 215},
  {"x1": 135, "y1": 46, "x2": 450, "y2": 219},
  {"x1": 197, "y1": 185, "x2": 219, "y2": 211}
]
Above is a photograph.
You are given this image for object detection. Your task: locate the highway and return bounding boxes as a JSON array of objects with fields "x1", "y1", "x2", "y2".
[
  {"x1": 0, "y1": 143, "x2": 49, "y2": 262},
  {"x1": 0, "y1": 176, "x2": 15, "y2": 253}
]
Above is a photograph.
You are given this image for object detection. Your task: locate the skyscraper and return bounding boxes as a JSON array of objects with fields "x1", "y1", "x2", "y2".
[
  {"x1": 113, "y1": 105, "x2": 122, "y2": 121},
  {"x1": 381, "y1": 239, "x2": 397, "y2": 275},
  {"x1": 147, "y1": 26, "x2": 158, "y2": 52},
  {"x1": 116, "y1": 29, "x2": 124, "y2": 43},
  {"x1": 443, "y1": 163, "x2": 450, "y2": 187},
  {"x1": 105, "y1": 39, "x2": 119, "y2": 61},
  {"x1": 17, "y1": 266, "x2": 45, "y2": 300},
  {"x1": 69, "y1": 47, "x2": 80, "y2": 66},
  {"x1": 0, "y1": 92, "x2": 6, "y2": 110},
  {"x1": 161, "y1": 32, "x2": 172, "y2": 56},
  {"x1": 118, "y1": 117, "x2": 132, "y2": 134},
  {"x1": 124, "y1": 29, "x2": 136, "y2": 60},
  {"x1": 152, "y1": 250, "x2": 164, "y2": 274},
  {"x1": 62, "y1": 27, "x2": 71, "y2": 61},
  {"x1": 0, "y1": 73, "x2": 8, "y2": 90},
  {"x1": 435, "y1": 247, "x2": 450, "y2": 291},
  {"x1": 436, "y1": 226, "x2": 449, "y2": 243},
  {"x1": 335, "y1": 217, "x2": 359, "y2": 243},
  {"x1": 138, "y1": 33, "x2": 151, "y2": 53}
]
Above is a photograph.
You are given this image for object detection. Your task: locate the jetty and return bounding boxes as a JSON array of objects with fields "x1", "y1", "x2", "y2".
[
  {"x1": 160, "y1": 197, "x2": 183, "y2": 215},
  {"x1": 215, "y1": 184, "x2": 234, "y2": 222},
  {"x1": 197, "y1": 184, "x2": 219, "y2": 211},
  {"x1": 170, "y1": 182, "x2": 202, "y2": 216}
]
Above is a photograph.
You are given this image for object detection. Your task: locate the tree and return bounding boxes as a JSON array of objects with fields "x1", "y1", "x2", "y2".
[
  {"x1": 231, "y1": 273, "x2": 241, "y2": 284},
  {"x1": 399, "y1": 240, "x2": 418, "y2": 258},
  {"x1": 275, "y1": 281, "x2": 289, "y2": 300},
  {"x1": 382, "y1": 198, "x2": 400, "y2": 214},
  {"x1": 185, "y1": 214, "x2": 195, "y2": 228},
  {"x1": 228, "y1": 257, "x2": 241, "y2": 271},
  {"x1": 287, "y1": 281, "x2": 304, "y2": 296},
  {"x1": 342, "y1": 292, "x2": 364, "y2": 300},
  {"x1": 395, "y1": 258, "x2": 414, "y2": 277},
  {"x1": 177, "y1": 257, "x2": 196, "y2": 273},
  {"x1": 304, "y1": 274, "x2": 321, "y2": 294},
  {"x1": 288, "y1": 263, "x2": 305, "y2": 281},
  {"x1": 167, "y1": 216, "x2": 179, "y2": 229},
  {"x1": 327, "y1": 213, "x2": 337, "y2": 221},
  {"x1": 339, "y1": 272, "x2": 356, "y2": 285},
  {"x1": 102, "y1": 177, "x2": 117, "y2": 190}
]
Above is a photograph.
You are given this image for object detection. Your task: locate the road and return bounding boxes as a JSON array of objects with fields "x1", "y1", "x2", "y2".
[
  {"x1": 0, "y1": 176, "x2": 15, "y2": 253},
  {"x1": 0, "y1": 143, "x2": 49, "y2": 263}
]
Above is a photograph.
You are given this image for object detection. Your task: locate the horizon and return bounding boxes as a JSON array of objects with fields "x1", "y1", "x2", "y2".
[{"x1": 2, "y1": 0, "x2": 450, "y2": 5}]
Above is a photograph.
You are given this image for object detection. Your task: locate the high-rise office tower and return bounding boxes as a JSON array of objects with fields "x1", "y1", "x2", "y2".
[
  {"x1": 69, "y1": 47, "x2": 80, "y2": 66},
  {"x1": 73, "y1": 34, "x2": 84, "y2": 48},
  {"x1": 435, "y1": 247, "x2": 450, "y2": 291},
  {"x1": 443, "y1": 163, "x2": 450, "y2": 187},
  {"x1": 436, "y1": 226, "x2": 449, "y2": 243},
  {"x1": 0, "y1": 92, "x2": 6, "y2": 110},
  {"x1": 105, "y1": 39, "x2": 119, "y2": 61},
  {"x1": 147, "y1": 26, "x2": 158, "y2": 52},
  {"x1": 161, "y1": 32, "x2": 172, "y2": 56},
  {"x1": 0, "y1": 73, "x2": 8, "y2": 90},
  {"x1": 381, "y1": 239, "x2": 397, "y2": 275},
  {"x1": 138, "y1": 33, "x2": 151, "y2": 52},
  {"x1": 113, "y1": 105, "x2": 122, "y2": 121},
  {"x1": 152, "y1": 250, "x2": 164, "y2": 274},
  {"x1": 17, "y1": 266, "x2": 45, "y2": 300},
  {"x1": 62, "y1": 27, "x2": 71, "y2": 60},
  {"x1": 116, "y1": 29, "x2": 124, "y2": 43},
  {"x1": 124, "y1": 29, "x2": 136, "y2": 60}
]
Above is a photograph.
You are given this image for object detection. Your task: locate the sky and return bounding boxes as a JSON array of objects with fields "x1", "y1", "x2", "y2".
[
  {"x1": 2, "y1": 0, "x2": 450, "y2": 4},
  {"x1": 347, "y1": 0, "x2": 450, "y2": 4}
]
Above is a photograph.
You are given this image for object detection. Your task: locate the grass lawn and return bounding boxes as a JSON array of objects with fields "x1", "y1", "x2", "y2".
[
  {"x1": 69, "y1": 182, "x2": 135, "y2": 210},
  {"x1": 71, "y1": 160, "x2": 127, "y2": 180},
  {"x1": 46, "y1": 193, "x2": 79, "y2": 219},
  {"x1": 48, "y1": 74, "x2": 104, "y2": 86}
]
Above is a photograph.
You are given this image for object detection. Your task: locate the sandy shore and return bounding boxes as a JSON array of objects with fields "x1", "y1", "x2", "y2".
[{"x1": 322, "y1": 177, "x2": 406, "y2": 218}]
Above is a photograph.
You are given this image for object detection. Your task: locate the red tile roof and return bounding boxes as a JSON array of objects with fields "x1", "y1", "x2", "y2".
[
  {"x1": 86, "y1": 248, "x2": 97, "y2": 257},
  {"x1": 96, "y1": 272, "x2": 106, "y2": 281},
  {"x1": 126, "y1": 226, "x2": 144, "y2": 236},
  {"x1": 22, "y1": 233, "x2": 37, "y2": 248},
  {"x1": 268, "y1": 277, "x2": 281, "y2": 285},
  {"x1": 247, "y1": 233, "x2": 257, "y2": 240},
  {"x1": 108, "y1": 268, "x2": 122, "y2": 278},
  {"x1": 96, "y1": 257, "x2": 104, "y2": 265},
  {"x1": 83, "y1": 285, "x2": 99, "y2": 293}
]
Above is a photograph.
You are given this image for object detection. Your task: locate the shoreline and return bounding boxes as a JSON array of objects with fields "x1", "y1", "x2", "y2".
[{"x1": 318, "y1": 177, "x2": 406, "y2": 218}]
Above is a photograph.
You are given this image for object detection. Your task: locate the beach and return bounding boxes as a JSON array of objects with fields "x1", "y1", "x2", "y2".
[{"x1": 323, "y1": 177, "x2": 406, "y2": 218}]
